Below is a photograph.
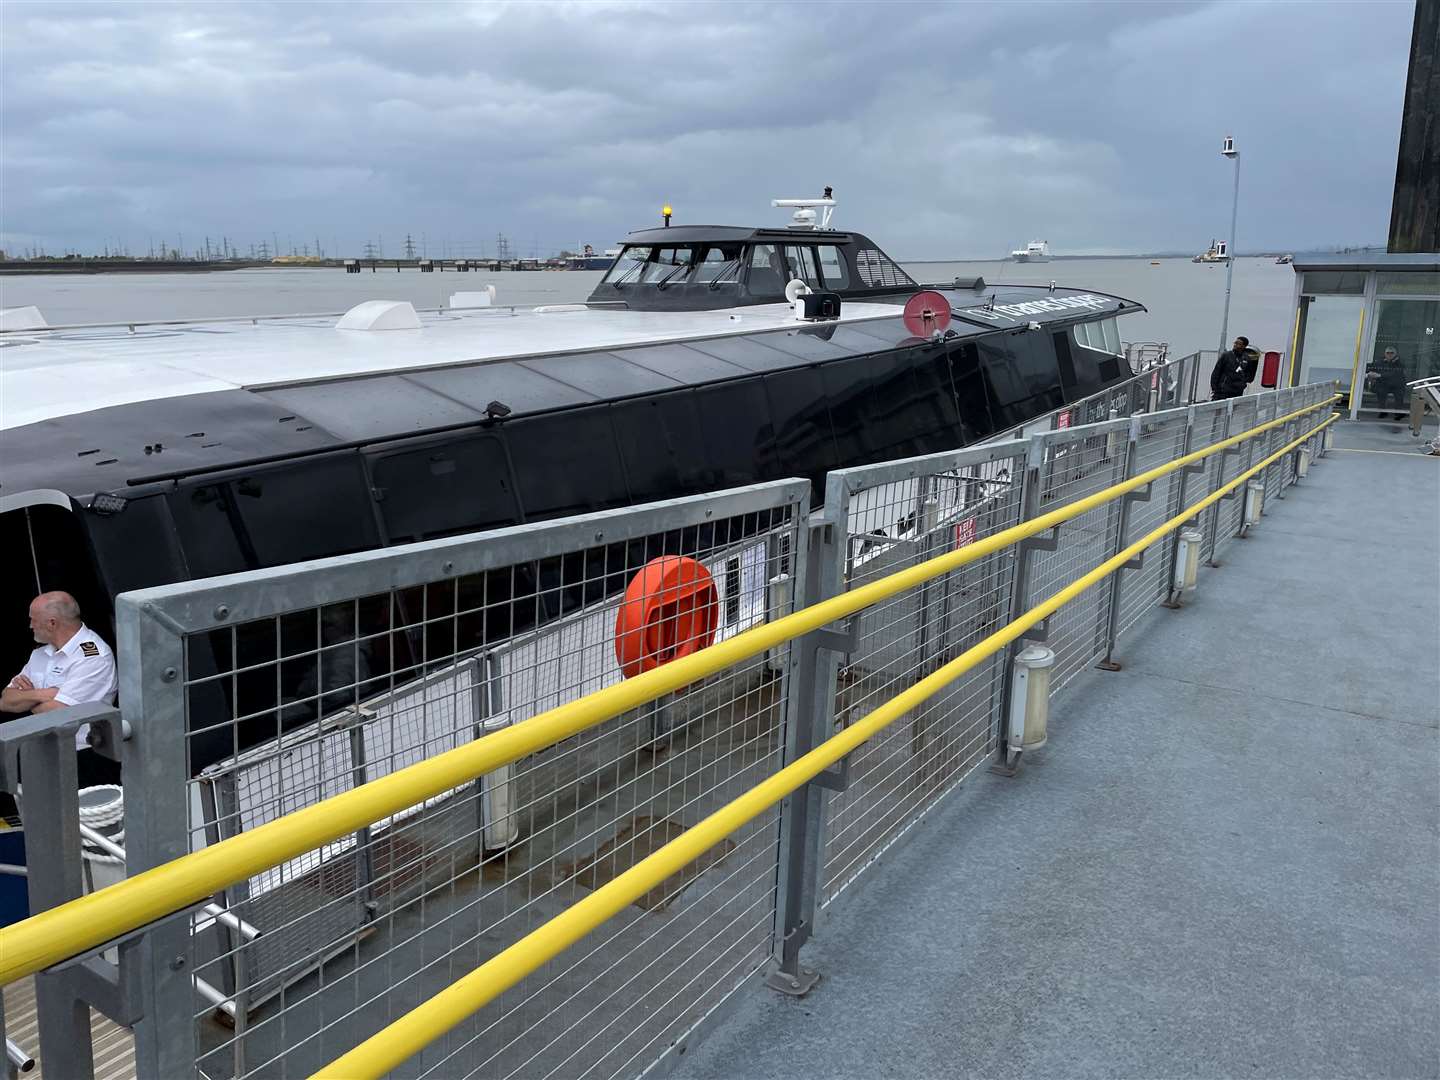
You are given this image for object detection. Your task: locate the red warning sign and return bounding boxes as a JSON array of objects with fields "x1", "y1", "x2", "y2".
[
  {"x1": 1057, "y1": 410, "x2": 1072, "y2": 429},
  {"x1": 954, "y1": 517, "x2": 977, "y2": 549}
]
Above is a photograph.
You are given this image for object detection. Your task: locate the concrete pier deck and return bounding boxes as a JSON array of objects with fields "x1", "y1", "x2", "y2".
[{"x1": 673, "y1": 421, "x2": 1440, "y2": 1080}]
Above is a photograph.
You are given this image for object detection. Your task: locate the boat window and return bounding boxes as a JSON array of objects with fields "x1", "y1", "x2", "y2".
[
  {"x1": 639, "y1": 247, "x2": 695, "y2": 285},
  {"x1": 602, "y1": 246, "x2": 652, "y2": 285},
  {"x1": 506, "y1": 408, "x2": 630, "y2": 519},
  {"x1": 698, "y1": 378, "x2": 779, "y2": 483},
  {"x1": 369, "y1": 435, "x2": 518, "y2": 542},
  {"x1": 817, "y1": 245, "x2": 850, "y2": 290},
  {"x1": 747, "y1": 244, "x2": 787, "y2": 297},
  {"x1": 230, "y1": 458, "x2": 382, "y2": 566},
  {"x1": 763, "y1": 368, "x2": 835, "y2": 484},
  {"x1": 612, "y1": 392, "x2": 710, "y2": 502},
  {"x1": 783, "y1": 246, "x2": 821, "y2": 287},
  {"x1": 1072, "y1": 318, "x2": 1121, "y2": 355},
  {"x1": 169, "y1": 483, "x2": 253, "y2": 578},
  {"x1": 693, "y1": 244, "x2": 744, "y2": 284},
  {"x1": 854, "y1": 248, "x2": 915, "y2": 289}
]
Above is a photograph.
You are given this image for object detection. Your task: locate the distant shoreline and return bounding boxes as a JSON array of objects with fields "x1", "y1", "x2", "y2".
[{"x1": 902, "y1": 250, "x2": 1376, "y2": 264}]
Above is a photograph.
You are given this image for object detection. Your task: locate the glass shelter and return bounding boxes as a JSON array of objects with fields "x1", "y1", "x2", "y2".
[{"x1": 1288, "y1": 254, "x2": 1440, "y2": 419}]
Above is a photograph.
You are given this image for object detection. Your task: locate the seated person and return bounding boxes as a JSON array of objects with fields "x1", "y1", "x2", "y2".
[{"x1": 2, "y1": 592, "x2": 120, "y2": 788}]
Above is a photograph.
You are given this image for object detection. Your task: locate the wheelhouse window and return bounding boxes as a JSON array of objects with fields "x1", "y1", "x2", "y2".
[
  {"x1": 783, "y1": 245, "x2": 821, "y2": 287},
  {"x1": 747, "y1": 244, "x2": 787, "y2": 297},
  {"x1": 693, "y1": 243, "x2": 743, "y2": 284},
  {"x1": 639, "y1": 247, "x2": 695, "y2": 285},
  {"x1": 1073, "y1": 317, "x2": 1121, "y2": 355},
  {"x1": 602, "y1": 245, "x2": 652, "y2": 285},
  {"x1": 817, "y1": 245, "x2": 850, "y2": 290}
]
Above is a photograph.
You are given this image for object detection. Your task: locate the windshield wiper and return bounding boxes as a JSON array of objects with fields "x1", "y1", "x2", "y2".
[
  {"x1": 706, "y1": 258, "x2": 742, "y2": 290},
  {"x1": 654, "y1": 262, "x2": 692, "y2": 290},
  {"x1": 610, "y1": 260, "x2": 645, "y2": 288}
]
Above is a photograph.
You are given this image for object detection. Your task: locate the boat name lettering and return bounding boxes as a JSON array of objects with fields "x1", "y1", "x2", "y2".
[{"x1": 960, "y1": 293, "x2": 1112, "y2": 323}]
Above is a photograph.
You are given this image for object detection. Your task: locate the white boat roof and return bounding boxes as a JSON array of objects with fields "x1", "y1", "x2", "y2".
[{"x1": 0, "y1": 300, "x2": 902, "y2": 432}]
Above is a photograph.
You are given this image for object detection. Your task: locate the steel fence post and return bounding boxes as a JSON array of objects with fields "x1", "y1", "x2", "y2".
[
  {"x1": 991, "y1": 436, "x2": 1046, "y2": 775},
  {"x1": 1203, "y1": 401, "x2": 1234, "y2": 567},
  {"x1": 116, "y1": 598, "x2": 200, "y2": 1077},
  {"x1": 16, "y1": 731, "x2": 93, "y2": 1079},
  {"x1": 768, "y1": 500, "x2": 834, "y2": 996},
  {"x1": 1161, "y1": 406, "x2": 1198, "y2": 608},
  {"x1": 1276, "y1": 407, "x2": 1293, "y2": 499},
  {"x1": 1097, "y1": 415, "x2": 1142, "y2": 670},
  {"x1": 1233, "y1": 400, "x2": 1263, "y2": 538}
]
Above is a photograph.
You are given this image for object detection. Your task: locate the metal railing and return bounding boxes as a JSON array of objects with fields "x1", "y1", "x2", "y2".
[{"x1": 0, "y1": 384, "x2": 1338, "y2": 1080}]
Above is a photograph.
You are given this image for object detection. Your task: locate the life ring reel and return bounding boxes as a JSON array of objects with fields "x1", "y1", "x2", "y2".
[{"x1": 614, "y1": 556, "x2": 719, "y2": 680}]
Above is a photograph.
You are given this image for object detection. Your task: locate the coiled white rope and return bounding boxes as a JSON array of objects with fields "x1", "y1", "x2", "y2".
[{"x1": 78, "y1": 785, "x2": 125, "y2": 865}]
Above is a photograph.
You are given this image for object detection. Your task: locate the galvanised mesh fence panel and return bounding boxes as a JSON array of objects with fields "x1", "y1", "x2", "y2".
[
  {"x1": 1264, "y1": 389, "x2": 1297, "y2": 503},
  {"x1": 116, "y1": 481, "x2": 809, "y2": 1080},
  {"x1": 1185, "y1": 400, "x2": 1231, "y2": 564},
  {"x1": 815, "y1": 443, "x2": 1026, "y2": 910},
  {"x1": 1019, "y1": 419, "x2": 1131, "y2": 694},
  {"x1": 1114, "y1": 408, "x2": 1191, "y2": 638},
  {"x1": 1212, "y1": 396, "x2": 1260, "y2": 562}
]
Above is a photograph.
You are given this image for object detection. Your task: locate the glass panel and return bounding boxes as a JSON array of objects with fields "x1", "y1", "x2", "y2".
[
  {"x1": 692, "y1": 243, "x2": 743, "y2": 284},
  {"x1": 817, "y1": 245, "x2": 850, "y2": 290},
  {"x1": 638, "y1": 247, "x2": 694, "y2": 284},
  {"x1": 1301, "y1": 271, "x2": 1366, "y2": 295},
  {"x1": 782, "y1": 246, "x2": 821, "y2": 286},
  {"x1": 1361, "y1": 297, "x2": 1440, "y2": 414},
  {"x1": 1295, "y1": 295, "x2": 1364, "y2": 396},
  {"x1": 747, "y1": 244, "x2": 787, "y2": 297},
  {"x1": 1375, "y1": 271, "x2": 1440, "y2": 296},
  {"x1": 1102, "y1": 318, "x2": 1121, "y2": 353},
  {"x1": 603, "y1": 245, "x2": 651, "y2": 284}
]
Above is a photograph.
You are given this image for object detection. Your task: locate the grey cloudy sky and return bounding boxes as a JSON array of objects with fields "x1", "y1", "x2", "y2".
[{"x1": 0, "y1": 0, "x2": 1415, "y2": 259}]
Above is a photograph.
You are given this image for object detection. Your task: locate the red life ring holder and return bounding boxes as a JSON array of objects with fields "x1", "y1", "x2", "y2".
[{"x1": 614, "y1": 556, "x2": 719, "y2": 680}]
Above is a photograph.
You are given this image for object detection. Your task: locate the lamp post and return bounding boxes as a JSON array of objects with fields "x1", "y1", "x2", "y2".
[{"x1": 1217, "y1": 134, "x2": 1241, "y2": 356}]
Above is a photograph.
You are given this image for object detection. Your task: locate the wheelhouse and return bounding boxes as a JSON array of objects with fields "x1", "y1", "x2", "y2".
[{"x1": 587, "y1": 227, "x2": 918, "y2": 311}]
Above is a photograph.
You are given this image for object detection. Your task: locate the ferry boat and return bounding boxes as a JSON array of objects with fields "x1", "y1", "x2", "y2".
[
  {"x1": 0, "y1": 193, "x2": 1142, "y2": 764},
  {"x1": 1193, "y1": 239, "x2": 1230, "y2": 263},
  {"x1": 1009, "y1": 239, "x2": 1051, "y2": 263}
]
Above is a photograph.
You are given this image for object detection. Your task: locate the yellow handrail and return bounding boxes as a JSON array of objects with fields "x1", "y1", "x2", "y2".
[
  {"x1": 0, "y1": 394, "x2": 1337, "y2": 986},
  {"x1": 313, "y1": 408, "x2": 1339, "y2": 1080}
]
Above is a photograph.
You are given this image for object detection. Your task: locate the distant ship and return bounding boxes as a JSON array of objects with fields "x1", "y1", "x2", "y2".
[
  {"x1": 1009, "y1": 239, "x2": 1051, "y2": 263},
  {"x1": 565, "y1": 244, "x2": 618, "y2": 271},
  {"x1": 1193, "y1": 239, "x2": 1230, "y2": 264},
  {"x1": 1275, "y1": 253, "x2": 1293, "y2": 265}
]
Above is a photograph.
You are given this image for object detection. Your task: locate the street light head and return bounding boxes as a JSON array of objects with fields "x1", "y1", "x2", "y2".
[{"x1": 1221, "y1": 134, "x2": 1238, "y2": 158}]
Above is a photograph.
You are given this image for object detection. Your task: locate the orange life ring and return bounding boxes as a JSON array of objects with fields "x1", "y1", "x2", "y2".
[{"x1": 614, "y1": 556, "x2": 719, "y2": 680}]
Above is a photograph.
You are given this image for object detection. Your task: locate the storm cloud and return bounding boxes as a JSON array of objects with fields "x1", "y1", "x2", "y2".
[{"x1": 0, "y1": 0, "x2": 1414, "y2": 259}]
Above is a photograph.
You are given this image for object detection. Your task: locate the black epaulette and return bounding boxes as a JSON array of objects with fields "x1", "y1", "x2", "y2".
[{"x1": 80, "y1": 642, "x2": 99, "y2": 658}]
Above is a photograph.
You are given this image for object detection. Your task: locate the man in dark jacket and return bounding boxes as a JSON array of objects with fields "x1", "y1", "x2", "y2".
[
  {"x1": 1210, "y1": 336, "x2": 1259, "y2": 400},
  {"x1": 1365, "y1": 346, "x2": 1409, "y2": 419}
]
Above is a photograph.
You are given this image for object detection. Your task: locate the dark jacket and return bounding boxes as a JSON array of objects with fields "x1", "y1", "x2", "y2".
[
  {"x1": 1211, "y1": 347, "x2": 1259, "y2": 399},
  {"x1": 1366, "y1": 355, "x2": 1407, "y2": 388}
]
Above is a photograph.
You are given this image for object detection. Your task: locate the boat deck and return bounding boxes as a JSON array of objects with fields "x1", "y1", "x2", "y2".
[{"x1": 672, "y1": 419, "x2": 1440, "y2": 1079}]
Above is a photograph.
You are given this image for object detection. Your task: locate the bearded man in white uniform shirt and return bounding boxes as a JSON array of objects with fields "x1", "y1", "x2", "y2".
[{"x1": 2, "y1": 591, "x2": 120, "y2": 788}]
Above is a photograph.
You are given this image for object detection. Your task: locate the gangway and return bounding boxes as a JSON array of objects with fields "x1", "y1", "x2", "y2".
[{"x1": 4, "y1": 382, "x2": 1423, "y2": 1080}]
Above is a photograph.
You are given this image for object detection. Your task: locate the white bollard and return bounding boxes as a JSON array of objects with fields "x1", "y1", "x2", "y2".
[
  {"x1": 1297, "y1": 445, "x2": 1312, "y2": 479},
  {"x1": 1321, "y1": 426, "x2": 1334, "y2": 456},
  {"x1": 480, "y1": 716, "x2": 519, "y2": 852},
  {"x1": 1007, "y1": 644, "x2": 1055, "y2": 754},
  {"x1": 1174, "y1": 528, "x2": 1203, "y2": 593},
  {"x1": 1242, "y1": 481, "x2": 1265, "y2": 533}
]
